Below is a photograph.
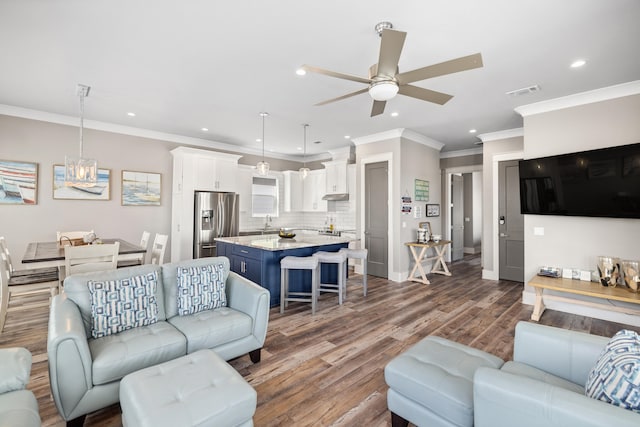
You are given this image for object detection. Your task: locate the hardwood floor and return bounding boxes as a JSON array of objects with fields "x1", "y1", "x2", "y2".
[{"x1": 1, "y1": 254, "x2": 638, "y2": 426}]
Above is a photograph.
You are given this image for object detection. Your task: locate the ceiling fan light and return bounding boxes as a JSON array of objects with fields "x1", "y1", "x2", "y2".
[{"x1": 368, "y1": 81, "x2": 398, "y2": 101}]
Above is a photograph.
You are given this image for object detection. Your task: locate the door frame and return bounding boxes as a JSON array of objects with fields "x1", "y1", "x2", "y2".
[
  {"x1": 489, "y1": 151, "x2": 524, "y2": 280},
  {"x1": 359, "y1": 152, "x2": 393, "y2": 279},
  {"x1": 444, "y1": 165, "x2": 482, "y2": 263}
]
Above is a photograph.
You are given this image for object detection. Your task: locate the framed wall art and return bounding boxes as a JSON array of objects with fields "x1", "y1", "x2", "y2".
[
  {"x1": 426, "y1": 203, "x2": 440, "y2": 217},
  {"x1": 0, "y1": 159, "x2": 38, "y2": 205},
  {"x1": 121, "y1": 170, "x2": 161, "y2": 206},
  {"x1": 53, "y1": 164, "x2": 111, "y2": 200}
]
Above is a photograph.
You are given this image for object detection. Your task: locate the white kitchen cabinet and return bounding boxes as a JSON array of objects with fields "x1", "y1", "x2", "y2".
[
  {"x1": 347, "y1": 164, "x2": 356, "y2": 212},
  {"x1": 283, "y1": 170, "x2": 303, "y2": 212},
  {"x1": 236, "y1": 166, "x2": 254, "y2": 214},
  {"x1": 322, "y1": 160, "x2": 348, "y2": 195},
  {"x1": 303, "y1": 169, "x2": 327, "y2": 212},
  {"x1": 170, "y1": 147, "x2": 242, "y2": 262}
]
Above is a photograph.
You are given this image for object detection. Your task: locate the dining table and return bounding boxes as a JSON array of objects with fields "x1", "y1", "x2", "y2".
[{"x1": 22, "y1": 238, "x2": 146, "y2": 269}]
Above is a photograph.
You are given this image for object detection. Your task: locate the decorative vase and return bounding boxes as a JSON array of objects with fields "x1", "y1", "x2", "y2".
[
  {"x1": 621, "y1": 260, "x2": 640, "y2": 293},
  {"x1": 597, "y1": 256, "x2": 620, "y2": 287}
]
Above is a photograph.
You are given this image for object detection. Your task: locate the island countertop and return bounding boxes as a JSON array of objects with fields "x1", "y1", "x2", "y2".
[{"x1": 215, "y1": 234, "x2": 355, "y2": 251}]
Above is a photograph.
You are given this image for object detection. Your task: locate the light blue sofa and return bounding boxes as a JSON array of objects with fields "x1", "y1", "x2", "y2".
[
  {"x1": 0, "y1": 347, "x2": 40, "y2": 427},
  {"x1": 47, "y1": 257, "x2": 269, "y2": 427}
]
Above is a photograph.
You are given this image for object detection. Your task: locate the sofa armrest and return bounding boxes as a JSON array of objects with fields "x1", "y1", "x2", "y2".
[
  {"x1": 513, "y1": 321, "x2": 609, "y2": 385},
  {"x1": 47, "y1": 294, "x2": 94, "y2": 419},
  {"x1": 0, "y1": 347, "x2": 31, "y2": 393},
  {"x1": 225, "y1": 271, "x2": 270, "y2": 346},
  {"x1": 474, "y1": 367, "x2": 640, "y2": 427}
]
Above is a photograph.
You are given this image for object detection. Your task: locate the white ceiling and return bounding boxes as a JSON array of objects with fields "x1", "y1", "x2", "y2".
[{"x1": 1, "y1": 0, "x2": 639, "y2": 159}]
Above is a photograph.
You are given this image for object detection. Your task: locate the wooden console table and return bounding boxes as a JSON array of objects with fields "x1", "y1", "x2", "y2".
[
  {"x1": 405, "y1": 240, "x2": 452, "y2": 285},
  {"x1": 528, "y1": 275, "x2": 640, "y2": 321}
]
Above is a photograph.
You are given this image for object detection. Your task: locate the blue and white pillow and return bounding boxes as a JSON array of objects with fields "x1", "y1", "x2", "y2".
[
  {"x1": 88, "y1": 271, "x2": 159, "y2": 339},
  {"x1": 177, "y1": 264, "x2": 227, "y2": 316},
  {"x1": 585, "y1": 329, "x2": 640, "y2": 412}
]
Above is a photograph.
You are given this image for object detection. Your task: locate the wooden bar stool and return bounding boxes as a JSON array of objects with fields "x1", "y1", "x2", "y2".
[
  {"x1": 339, "y1": 247, "x2": 368, "y2": 296},
  {"x1": 313, "y1": 251, "x2": 348, "y2": 304},
  {"x1": 280, "y1": 256, "x2": 320, "y2": 314}
]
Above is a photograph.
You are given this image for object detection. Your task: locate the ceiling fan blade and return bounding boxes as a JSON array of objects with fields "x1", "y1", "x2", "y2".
[
  {"x1": 398, "y1": 85, "x2": 453, "y2": 105},
  {"x1": 396, "y1": 53, "x2": 483, "y2": 85},
  {"x1": 314, "y1": 88, "x2": 369, "y2": 106},
  {"x1": 371, "y1": 100, "x2": 386, "y2": 117},
  {"x1": 301, "y1": 64, "x2": 372, "y2": 85},
  {"x1": 377, "y1": 29, "x2": 407, "y2": 77}
]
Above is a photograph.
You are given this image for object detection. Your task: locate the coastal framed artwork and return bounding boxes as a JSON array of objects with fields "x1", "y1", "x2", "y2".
[
  {"x1": 53, "y1": 164, "x2": 111, "y2": 200},
  {"x1": 0, "y1": 160, "x2": 38, "y2": 205},
  {"x1": 121, "y1": 170, "x2": 161, "y2": 206}
]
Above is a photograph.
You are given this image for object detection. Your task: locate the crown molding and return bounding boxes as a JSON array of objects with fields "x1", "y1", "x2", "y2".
[
  {"x1": 351, "y1": 128, "x2": 444, "y2": 151},
  {"x1": 515, "y1": 80, "x2": 640, "y2": 117},
  {"x1": 440, "y1": 147, "x2": 483, "y2": 159},
  {"x1": 478, "y1": 128, "x2": 524, "y2": 143},
  {"x1": 0, "y1": 104, "x2": 328, "y2": 163}
]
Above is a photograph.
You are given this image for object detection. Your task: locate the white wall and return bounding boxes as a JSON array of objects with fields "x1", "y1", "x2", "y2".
[{"x1": 520, "y1": 91, "x2": 640, "y2": 325}]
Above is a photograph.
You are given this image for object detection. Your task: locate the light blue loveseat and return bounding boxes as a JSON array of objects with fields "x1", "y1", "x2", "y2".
[{"x1": 47, "y1": 257, "x2": 269, "y2": 426}]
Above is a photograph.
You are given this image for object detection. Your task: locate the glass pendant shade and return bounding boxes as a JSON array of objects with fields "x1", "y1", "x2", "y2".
[
  {"x1": 299, "y1": 167, "x2": 310, "y2": 178},
  {"x1": 257, "y1": 112, "x2": 270, "y2": 176},
  {"x1": 65, "y1": 84, "x2": 97, "y2": 187}
]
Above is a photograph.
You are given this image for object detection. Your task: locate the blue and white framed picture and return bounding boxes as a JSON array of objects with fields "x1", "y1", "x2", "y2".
[
  {"x1": 0, "y1": 159, "x2": 38, "y2": 205},
  {"x1": 53, "y1": 164, "x2": 111, "y2": 200},
  {"x1": 121, "y1": 170, "x2": 161, "y2": 206}
]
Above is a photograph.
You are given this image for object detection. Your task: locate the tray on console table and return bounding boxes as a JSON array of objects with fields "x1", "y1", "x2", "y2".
[{"x1": 527, "y1": 275, "x2": 640, "y2": 321}]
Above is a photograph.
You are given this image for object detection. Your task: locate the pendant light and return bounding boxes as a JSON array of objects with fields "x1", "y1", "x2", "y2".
[
  {"x1": 256, "y1": 112, "x2": 270, "y2": 175},
  {"x1": 299, "y1": 124, "x2": 310, "y2": 178},
  {"x1": 64, "y1": 84, "x2": 97, "y2": 187}
]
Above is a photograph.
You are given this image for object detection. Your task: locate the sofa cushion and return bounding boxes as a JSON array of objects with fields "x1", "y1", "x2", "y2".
[
  {"x1": 89, "y1": 320, "x2": 187, "y2": 385},
  {"x1": 501, "y1": 361, "x2": 584, "y2": 394},
  {"x1": 64, "y1": 264, "x2": 166, "y2": 339},
  {"x1": 89, "y1": 271, "x2": 159, "y2": 339},
  {"x1": 177, "y1": 263, "x2": 227, "y2": 316},
  {"x1": 168, "y1": 307, "x2": 253, "y2": 354},
  {"x1": 585, "y1": 329, "x2": 640, "y2": 413}
]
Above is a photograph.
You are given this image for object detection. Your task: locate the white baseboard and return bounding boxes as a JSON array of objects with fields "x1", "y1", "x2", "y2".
[
  {"x1": 463, "y1": 246, "x2": 481, "y2": 254},
  {"x1": 482, "y1": 269, "x2": 499, "y2": 280}
]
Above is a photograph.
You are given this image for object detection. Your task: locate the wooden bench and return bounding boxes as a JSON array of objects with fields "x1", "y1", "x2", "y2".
[{"x1": 528, "y1": 275, "x2": 640, "y2": 321}]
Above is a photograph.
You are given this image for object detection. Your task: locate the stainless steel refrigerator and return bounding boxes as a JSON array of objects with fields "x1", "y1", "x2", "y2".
[{"x1": 193, "y1": 191, "x2": 239, "y2": 258}]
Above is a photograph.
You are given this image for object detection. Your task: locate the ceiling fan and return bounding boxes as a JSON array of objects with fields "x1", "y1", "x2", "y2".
[{"x1": 301, "y1": 22, "x2": 483, "y2": 117}]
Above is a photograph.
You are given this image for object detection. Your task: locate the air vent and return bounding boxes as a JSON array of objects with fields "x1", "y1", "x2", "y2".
[{"x1": 506, "y1": 85, "x2": 540, "y2": 96}]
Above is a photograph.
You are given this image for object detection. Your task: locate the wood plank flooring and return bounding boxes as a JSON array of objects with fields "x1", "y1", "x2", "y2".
[{"x1": 1, "y1": 254, "x2": 638, "y2": 426}]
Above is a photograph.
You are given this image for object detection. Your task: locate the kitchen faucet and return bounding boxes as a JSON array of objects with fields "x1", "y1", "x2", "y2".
[{"x1": 264, "y1": 215, "x2": 272, "y2": 230}]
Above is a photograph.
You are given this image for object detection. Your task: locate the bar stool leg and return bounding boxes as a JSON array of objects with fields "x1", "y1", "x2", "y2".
[
  {"x1": 280, "y1": 266, "x2": 287, "y2": 314},
  {"x1": 311, "y1": 265, "x2": 318, "y2": 315},
  {"x1": 338, "y1": 261, "x2": 344, "y2": 305},
  {"x1": 362, "y1": 259, "x2": 367, "y2": 296}
]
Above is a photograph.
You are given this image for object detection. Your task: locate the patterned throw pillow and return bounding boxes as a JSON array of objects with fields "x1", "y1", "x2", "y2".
[
  {"x1": 88, "y1": 271, "x2": 159, "y2": 339},
  {"x1": 585, "y1": 329, "x2": 640, "y2": 412},
  {"x1": 177, "y1": 264, "x2": 227, "y2": 316}
]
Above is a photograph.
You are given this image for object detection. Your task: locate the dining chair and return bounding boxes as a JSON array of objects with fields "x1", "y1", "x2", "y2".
[
  {"x1": 117, "y1": 230, "x2": 151, "y2": 268},
  {"x1": 1, "y1": 248, "x2": 57, "y2": 333},
  {"x1": 56, "y1": 230, "x2": 95, "y2": 246},
  {"x1": 64, "y1": 242, "x2": 119, "y2": 276},
  {"x1": 149, "y1": 234, "x2": 168, "y2": 265},
  {"x1": 0, "y1": 236, "x2": 58, "y2": 277}
]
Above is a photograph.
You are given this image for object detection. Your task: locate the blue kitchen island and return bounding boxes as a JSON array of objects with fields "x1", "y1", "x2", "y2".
[{"x1": 215, "y1": 234, "x2": 353, "y2": 307}]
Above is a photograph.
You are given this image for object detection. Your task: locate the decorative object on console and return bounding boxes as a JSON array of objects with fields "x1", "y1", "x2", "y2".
[
  {"x1": 622, "y1": 260, "x2": 640, "y2": 293},
  {"x1": 64, "y1": 84, "x2": 98, "y2": 188},
  {"x1": 585, "y1": 329, "x2": 640, "y2": 413},
  {"x1": 537, "y1": 266, "x2": 562, "y2": 278},
  {"x1": 256, "y1": 112, "x2": 270, "y2": 176},
  {"x1": 597, "y1": 256, "x2": 621, "y2": 287},
  {"x1": 426, "y1": 203, "x2": 440, "y2": 217},
  {"x1": 0, "y1": 159, "x2": 38, "y2": 205}
]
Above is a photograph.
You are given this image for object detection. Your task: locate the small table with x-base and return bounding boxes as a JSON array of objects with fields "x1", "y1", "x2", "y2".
[{"x1": 405, "y1": 239, "x2": 452, "y2": 285}]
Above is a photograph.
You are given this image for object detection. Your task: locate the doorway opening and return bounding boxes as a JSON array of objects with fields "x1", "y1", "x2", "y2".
[{"x1": 445, "y1": 167, "x2": 483, "y2": 265}]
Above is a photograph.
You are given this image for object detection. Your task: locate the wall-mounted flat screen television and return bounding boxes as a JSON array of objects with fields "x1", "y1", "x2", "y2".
[{"x1": 519, "y1": 143, "x2": 640, "y2": 219}]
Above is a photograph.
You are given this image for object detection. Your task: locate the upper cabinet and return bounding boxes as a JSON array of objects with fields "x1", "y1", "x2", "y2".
[
  {"x1": 195, "y1": 154, "x2": 241, "y2": 192},
  {"x1": 283, "y1": 169, "x2": 327, "y2": 212},
  {"x1": 322, "y1": 160, "x2": 348, "y2": 195},
  {"x1": 283, "y1": 171, "x2": 303, "y2": 212}
]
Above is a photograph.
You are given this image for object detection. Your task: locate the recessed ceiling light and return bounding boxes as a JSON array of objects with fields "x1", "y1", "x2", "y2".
[
  {"x1": 256, "y1": 138, "x2": 262, "y2": 142},
  {"x1": 570, "y1": 59, "x2": 586, "y2": 68},
  {"x1": 390, "y1": 112, "x2": 399, "y2": 117},
  {"x1": 127, "y1": 112, "x2": 136, "y2": 117},
  {"x1": 344, "y1": 135, "x2": 350, "y2": 139},
  {"x1": 201, "y1": 127, "x2": 208, "y2": 132},
  {"x1": 469, "y1": 129, "x2": 477, "y2": 134},
  {"x1": 296, "y1": 68, "x2": 306, "y2": 76},
  {"x1": 296, "y1": 147, "x2": 302, "y2": 151}
]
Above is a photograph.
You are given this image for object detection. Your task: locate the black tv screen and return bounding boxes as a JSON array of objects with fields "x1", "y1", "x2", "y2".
[{"x1": 519, "y1": 143, "x2": 640, "y2": 219}]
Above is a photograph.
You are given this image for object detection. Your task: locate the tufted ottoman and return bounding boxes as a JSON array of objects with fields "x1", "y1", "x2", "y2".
[
  {"x1": 120, "y1": 349, "x2": 257, "y2": 427},
  {"x1": 384, "y1": 336, "x2": 504, "y2": 427}
]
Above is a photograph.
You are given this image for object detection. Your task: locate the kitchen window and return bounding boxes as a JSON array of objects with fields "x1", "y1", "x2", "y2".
[{"x1": 252, "y1": 176, "x2": 279, "y2": 217}]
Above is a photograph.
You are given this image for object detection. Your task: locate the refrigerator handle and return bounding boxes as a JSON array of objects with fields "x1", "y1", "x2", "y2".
[{"x1": 218, "y1": 198, "x2": 224, "y2": 237}]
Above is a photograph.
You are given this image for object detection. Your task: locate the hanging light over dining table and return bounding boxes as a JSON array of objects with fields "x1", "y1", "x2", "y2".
[{"x1": 64, "y1": 84, "x2": 97, "y2": 187}]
